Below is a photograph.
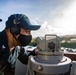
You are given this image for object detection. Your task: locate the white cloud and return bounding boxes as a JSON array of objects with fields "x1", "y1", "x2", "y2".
[
  {"x1": 31, "y1": 0, "x2": 76, "y2": 37},
  {"x1": 41, "y1": 21, "x2": 48, "y2": 29}
]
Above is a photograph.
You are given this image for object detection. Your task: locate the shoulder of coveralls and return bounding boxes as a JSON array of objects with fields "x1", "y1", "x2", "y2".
[
  {"x1": 0, "y1": 30, "x2": 7, "y2": 51},
  {"x1": 0, "y1": 31, "x2": 3, "y2": 47},
  {"x1": 0, "y1": 31, "x2": 5, "y2": 58}
]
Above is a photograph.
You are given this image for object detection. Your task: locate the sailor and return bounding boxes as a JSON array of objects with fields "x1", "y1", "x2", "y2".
[{"x1": 0, "y1": 14, "x2": 40, "y2": 75}]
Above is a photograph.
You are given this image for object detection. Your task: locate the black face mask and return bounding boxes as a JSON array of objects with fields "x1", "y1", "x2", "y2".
[{"x1": 18, "y1": 34, "x2": 32, "y2": 46}]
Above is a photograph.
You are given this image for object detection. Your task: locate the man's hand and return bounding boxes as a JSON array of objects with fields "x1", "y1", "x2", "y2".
[{"x1": 28, "y1": 48, "x2": 38, "y2": 56}]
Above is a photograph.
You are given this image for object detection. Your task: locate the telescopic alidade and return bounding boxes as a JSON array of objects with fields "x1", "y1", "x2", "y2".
[{"x1": 28, "y1": 34, "x2": 71, "y2": 75}]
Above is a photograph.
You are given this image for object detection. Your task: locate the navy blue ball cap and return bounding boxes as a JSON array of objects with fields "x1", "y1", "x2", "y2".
[
  {"x1": 6, "y1": 14, "x2": 41, "y2": 30},
  {"x1": 20, "y1": 15, "x2": 40, "y2": 30}
]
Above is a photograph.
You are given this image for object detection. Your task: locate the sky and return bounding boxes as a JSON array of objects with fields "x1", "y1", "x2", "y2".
[{"x1": 0, "y1": 0, "x2": 76, "y2": 37}]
